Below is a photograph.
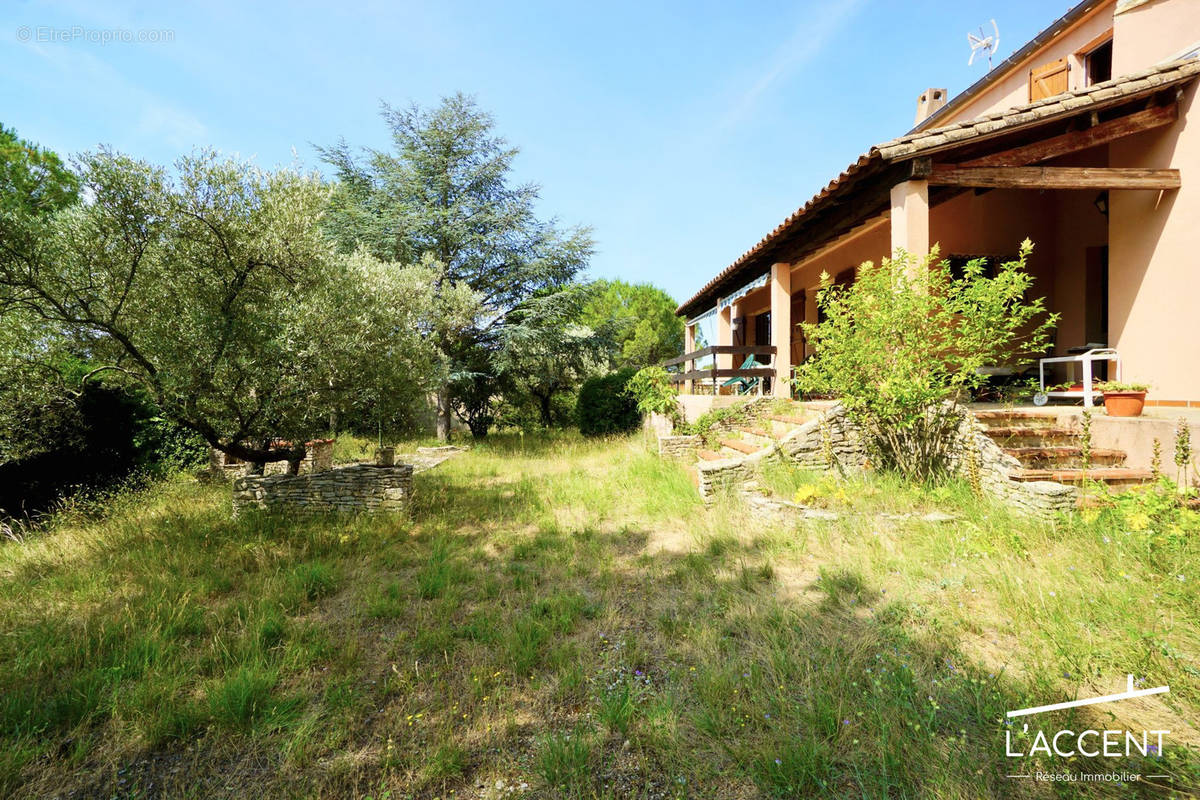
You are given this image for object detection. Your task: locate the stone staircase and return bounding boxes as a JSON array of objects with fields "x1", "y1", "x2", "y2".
[
  {"x1": 973, "y1": 409, "x2": 1153, "y2": 490},
  {"x1": 697, "y1": 409, "x2": 820, "y2": 465}
]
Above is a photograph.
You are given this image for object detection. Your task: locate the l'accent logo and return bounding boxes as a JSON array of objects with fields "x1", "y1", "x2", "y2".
[{"x1": 1007, "y1": 675, "x2": 1169, "y2": 719}]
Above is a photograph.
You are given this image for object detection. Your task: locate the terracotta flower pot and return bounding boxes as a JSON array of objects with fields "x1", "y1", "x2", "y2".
[{"x1": 1102, "y1": 391, "x2": 1146, "y2": 417}]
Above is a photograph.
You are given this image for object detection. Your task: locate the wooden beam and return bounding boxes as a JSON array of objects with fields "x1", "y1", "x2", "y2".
[
  {"x1": 668, "y1": 368, "x2": 775, "y2": 383},
  {"x1": 959, "y1": 103, "x2": 1178, "y2": 168},
  {"x1": 928, "y1": 166, "x2": 1180, "y2": 190}
]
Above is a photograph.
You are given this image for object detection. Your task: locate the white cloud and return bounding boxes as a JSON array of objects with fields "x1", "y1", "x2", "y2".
[{"x1": 716, "y1": 0, "x2": 867, "y2": 135}]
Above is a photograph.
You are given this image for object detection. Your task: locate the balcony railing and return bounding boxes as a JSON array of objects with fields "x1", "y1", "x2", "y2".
[{"x1": 662, "y1": 345, "x2": 776, "y2": 393}]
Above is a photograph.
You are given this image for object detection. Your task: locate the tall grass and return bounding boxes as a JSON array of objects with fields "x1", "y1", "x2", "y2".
[{"x1": 0, "y1": 432, "x2": 1196, "y2": 797}]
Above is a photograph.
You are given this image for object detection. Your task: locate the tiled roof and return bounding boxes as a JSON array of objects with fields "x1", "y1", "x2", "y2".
[
  {"x1": 677, "y1": 58, "x2": 1200, "y2": 318},
  {"x1": 879, "y1": 58, "x2": 1200, "y2": 158}
]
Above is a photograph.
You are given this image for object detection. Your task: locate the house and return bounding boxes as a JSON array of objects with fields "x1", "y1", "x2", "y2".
[{"x1": 674, "y1": 0, "x2": 1200, "y2": 417}]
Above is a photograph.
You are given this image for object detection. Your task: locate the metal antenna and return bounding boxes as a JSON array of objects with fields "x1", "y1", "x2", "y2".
[{"x1": 968, "y1": 19, "x2": 1001, "y2": 69}]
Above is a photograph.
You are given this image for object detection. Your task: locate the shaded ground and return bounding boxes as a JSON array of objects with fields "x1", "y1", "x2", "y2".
[{"x1": 1, "y1": 432, "x2": 1198, "y2": 798}]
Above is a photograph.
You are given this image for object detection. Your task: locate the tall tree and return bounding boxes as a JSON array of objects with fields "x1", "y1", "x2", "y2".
[
  {"x1": 495, "y1": 283, "x2": 608, "y2": 428},
  {"x1": 0, "y1": 123, "x2": 78, "y2": 216},
  {"x1": 318, "y1": 94, "x2": 593, "y2": 438},
  {"x1": 0, "y1": 148, "x2": 473, "y2": 471},
  {"x1": 0, "y1": 124, "x2": 82, "y2": 463},
  {"x1": 578, "y1": 279, "x2": 684, "y2": 368}
]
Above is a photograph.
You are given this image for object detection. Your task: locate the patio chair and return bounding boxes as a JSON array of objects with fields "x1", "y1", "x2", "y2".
[{"x1": 721, "y1": 355, "x2": 767, "y2": 395}]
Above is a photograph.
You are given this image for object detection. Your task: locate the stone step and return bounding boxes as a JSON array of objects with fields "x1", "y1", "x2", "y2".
[
  {"x1": 719, "y1": 437, "x2": 759, "y2": 456},
  {"x1": 736, "y1": 425, "x2": 772, "y2": 438},
  {"x1": 736, "y1": 425, "x2": 774, "y2": 446},
  {"x1": 697, "y1": 449, "x2": 724, "y2": 462},
  {"x1": 1002, "y1": 446, "x2": 1127, "y2": 469},
  {"x1": 982, "y1": 426, "x2": 1080, "y2": 443},
  {"x1": 767, "y1": 413, "x2": 811, "y2": 426},
  {"x1": 973, "y1": 410, "x2": 1068, "y2": 429},
  {"x1": 1010, "y1": 467, "x2": 1154, "y2": 487}
]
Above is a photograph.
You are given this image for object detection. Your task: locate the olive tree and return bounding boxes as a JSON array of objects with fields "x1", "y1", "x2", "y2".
[
  {"x1": 0, "y1": 149, "x2": 475, "y2": 471},
  {"x1": 796, "y1": 242, "x2": 1057, "y2": 481}
]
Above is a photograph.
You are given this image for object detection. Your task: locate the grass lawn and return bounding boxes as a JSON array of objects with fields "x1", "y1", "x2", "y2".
[{"x1": 2, "y1": 431, "x2": 1198, "y2": 798}]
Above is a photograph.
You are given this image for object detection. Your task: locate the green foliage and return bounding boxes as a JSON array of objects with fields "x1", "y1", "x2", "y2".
[
  {"x1": 535, "y1": 726, "x2": 595, "y2": 794},
  {"x1": 0, "y1": 123, "x2": 78, "y2": 216},
  {"x1": 683, "y1": 404, "x2": 743, "y2": 443},
  {"x1": 319, "y1": 94, "x2": 593, "y2": 438},
  {"x1": 0, "y1": 149, "x2": 470, "y2": 467},
  {"x1": 495, "y1": 283, "x2": 608, "y2": 430},
  {"x1": 578, "y1": 279, "x2": 684, "y2": 368},
  {"x1": 576, "y1": 368, "x2": 639, "y2": 436},
  {"x1": 1096, "y1": 380, "x2": 1150, "y2": 393},
  {"x1": 1081, "y1": 478, "x2": 1200, "y2": 553},
  {"x1": 5, "y1": 434, "x2": 1200, "y2": 795},
  {"x1": 625, "y1": 366, "x2": 682, "y2": 426},
  {"x1": 796, "y1": 242, "x2": 1057, "y2": 481}
]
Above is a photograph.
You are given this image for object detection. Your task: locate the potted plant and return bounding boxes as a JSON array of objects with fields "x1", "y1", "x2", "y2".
[{"x1": 1097, "y1": 380, "x2": 1150, "y2": 417}]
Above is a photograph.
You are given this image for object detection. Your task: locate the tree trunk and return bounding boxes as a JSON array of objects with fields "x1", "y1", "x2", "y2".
[
  {"x1": 536, "y1": 391, "x2": 554, "y2": 428},
  {"x1": 436, "y1": 386, "x2": 452, "y2": 442}
]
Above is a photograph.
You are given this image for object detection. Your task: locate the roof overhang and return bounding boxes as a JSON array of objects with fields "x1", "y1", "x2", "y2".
[{"x1": 676, "y1": 58, "x2": 1200, "y2": 319}]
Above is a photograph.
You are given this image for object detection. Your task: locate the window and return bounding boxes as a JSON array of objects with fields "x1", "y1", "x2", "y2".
[
  {"x1": 946, "y1": 254, "x2": 1001, "y2": 282},
  {"x1": 1085, "y1": 38, "x2": 1113, "y2": 85},
  {"x1": 1029, "y1": 57, "x2": 1069, "y2": 101}
]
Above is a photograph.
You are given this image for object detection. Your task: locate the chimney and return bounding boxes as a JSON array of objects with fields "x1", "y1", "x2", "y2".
[{"x1": 915, "y1": 88, "x2": 948, "y2": 125}]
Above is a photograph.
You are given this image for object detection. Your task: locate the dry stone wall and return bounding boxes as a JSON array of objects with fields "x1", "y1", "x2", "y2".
[
  {"x1": 948, "y1": 414, "x2": 1076, "y2": 519},
  {"x1": 684, "y1": 401, "x2": 1076, "y2": 518},
  {"x1": 658, "y1": 434, "x2": 701, "y2": 460},
  {"x1": 232, "y1": 463, "x2": 413, "y2": 515},
  {"x1": 697, "y1": 404, "x2": 864, "y2": 497}
]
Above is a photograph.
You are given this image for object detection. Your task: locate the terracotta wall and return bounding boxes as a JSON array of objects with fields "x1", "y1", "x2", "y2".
[
  {"x1": 787, "y1": 223, "x2": 892, "y2": 359},
  {"x1": 1112, "y1": 0, "x2": 1200, "y2": 75},
  {"x1": 1105, "y1": 0, "x2": 1200, "y2": 402},
  {"x1": 1109, "y1": 83, "x2": 1200, "y2": 401},
  {"x1": 933, "y1": 3, "x2": 1117, "y2": 127}
]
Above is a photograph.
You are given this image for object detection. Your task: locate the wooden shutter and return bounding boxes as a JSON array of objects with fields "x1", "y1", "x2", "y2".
[{"x1": 1029, "y1": 58, "x2": 1069, "y2": 101}]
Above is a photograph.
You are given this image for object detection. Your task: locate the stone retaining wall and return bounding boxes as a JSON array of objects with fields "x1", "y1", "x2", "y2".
[
  {"x1": 948, "y1": 414, "x2": 1076, "y2": 520},
  {"x1": 658, "y1": 434, "x2": 701, "y2": 460},
  {"x1": 697, "y1": 404, "x2": 864, "y2": 498},
  {"x1": 687, "y1": 402, "x2": 1076, "y2": 518},
  {"x1": 233, "y1": 463, "x2": 413, "y2": 515}
]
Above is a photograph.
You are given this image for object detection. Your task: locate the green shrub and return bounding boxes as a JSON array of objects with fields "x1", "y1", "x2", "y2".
[
  {"x1": 625, "y1": 366, "x2": 683, "y2": 428},
  {"x1": 576, "y1": 368, "x2": 639, "y2": 436},
  {"x1": 796, "y1": 242, "x2": 1056, "y2": 481}
]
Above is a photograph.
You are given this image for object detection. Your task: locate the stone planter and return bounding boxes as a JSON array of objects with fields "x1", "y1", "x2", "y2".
[
  {"x1": 1102, "y1": 391, "x2": 1146, "y2": 417},
  {"x1": 376, "y1": 446, "x2": 396, "y2": 466}
]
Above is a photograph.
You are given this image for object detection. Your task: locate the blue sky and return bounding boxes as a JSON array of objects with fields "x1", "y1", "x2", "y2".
[{"x1": 3, "y1": 0, "x2": 1063, "y2": 307}]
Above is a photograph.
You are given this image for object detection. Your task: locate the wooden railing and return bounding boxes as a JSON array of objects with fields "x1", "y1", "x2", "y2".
[{"x1": 663, "y1": 345, "x2": 776, "y2": 392}]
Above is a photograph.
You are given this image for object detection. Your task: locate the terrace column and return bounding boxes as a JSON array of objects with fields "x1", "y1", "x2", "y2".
[
  {"x1": 684, "y1": 322, "x2": 696, "y2": 394},
  {"x1": 889, "y1": 178, "x2": 930, "y2": 268},
  {"x1": 716, "y1": 304, "x2": 733, "y2": 371},
  {"x1": 769, "y1": 262, "x2": 792, "y2": 397}
]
